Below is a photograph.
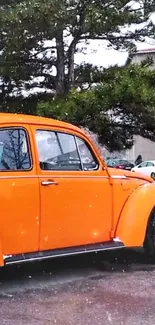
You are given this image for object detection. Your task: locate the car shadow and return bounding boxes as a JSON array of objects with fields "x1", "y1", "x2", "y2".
[{"x1": 0, "y1": 248, "x2": 154, "y2": 276}]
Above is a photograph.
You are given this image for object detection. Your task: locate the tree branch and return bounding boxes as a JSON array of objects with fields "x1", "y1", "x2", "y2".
[
  {"x1": 79, "y1": 29, "x2": 151, "y2": 42},
  {"x1": 32, "y1": 46, "x2": 56, "y2": 58},
  {"x1": 0, "y1": 57, "x2": 56, "y2": 65}
]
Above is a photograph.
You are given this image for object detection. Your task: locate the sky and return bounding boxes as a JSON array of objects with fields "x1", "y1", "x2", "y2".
[
  {"x1": 75, "y1": 41, "x2": 129, "y2": 68},
  {"x1": 21, "y1": 1, "x2": 155, "y2": 96},
  {"x1": 74, "y1": 3, "x2": 155, "y2": 69},
  {"x1": 25, "y1": 35, "x2": 155, "y2": 96},
  {"x1": 74, "y1": 38, "x2": 155, "y2": 69}
]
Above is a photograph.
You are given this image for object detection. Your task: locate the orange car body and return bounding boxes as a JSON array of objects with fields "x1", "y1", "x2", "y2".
[{"x1": 0, "y1": 113, "x2": 154, "y2": 267}]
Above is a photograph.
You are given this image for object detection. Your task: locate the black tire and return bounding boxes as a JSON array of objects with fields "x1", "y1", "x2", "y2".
[
  {"x1": 151, "y1": 172, "x2": 155, "y2": 181},
  {"x1": 144, "y1": 208, "x2": 155, "y2": 259}
]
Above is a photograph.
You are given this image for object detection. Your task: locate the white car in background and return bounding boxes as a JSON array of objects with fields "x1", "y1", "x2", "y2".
[{"x1": 131, "y1": 160, "x2": 155, "y2": 180}]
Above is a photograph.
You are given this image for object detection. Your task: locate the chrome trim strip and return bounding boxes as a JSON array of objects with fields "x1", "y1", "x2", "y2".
[
  {"x1": 0, "y1": 174, "x2": 127, "y2": 180},
  {"x1": 0, "y1": 175, "x2": 38, "y2": 179},
  {"x1": 0, "y1": 175, "x2": 108, "y2": 179},
  {"x1": 38, "y1": 175, "x2": 109, "y2": 179},
  {"x1": 111, "y1": 175, "x2": 127, "y2": 179},
  {"x1": 5, "y1": 243, "x2": 124, "y2": 265},
  {"x1": 113, "y1": 237, "x2": 122, "y2": 243}
]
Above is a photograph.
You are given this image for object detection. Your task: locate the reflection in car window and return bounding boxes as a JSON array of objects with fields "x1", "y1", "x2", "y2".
[
  {"x1": 36, "y1": 130, "x2": 81, "y2": 171},
  {"x1": 57, "y1": 132, "x2": 81, "y2": 166},
  {"x1": 0, "y1": 128, "x2": 31, "y2": 170},
  {"x1": 36, "y1": 130, "x2": 61, "y2": 162},
  {"x1": 76, "y1": 137, "x2": 98, "y2": 170}
]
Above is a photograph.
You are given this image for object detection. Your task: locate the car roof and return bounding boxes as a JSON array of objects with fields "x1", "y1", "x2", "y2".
[
  {"x1": 115, "y1": 159, "x2": 129, "y2": 161},
  {"x1": 143, "y1": 160, "x2": 155, "y2": 163},
  {"x1": 113, "y1": 158, "x2": 130, "y2": 163},
  {"x1": 0, "y1": 113, "x2": 83, "y2": 134},
  {"x1": 137, "y1": 160, "x2": 155, "y2": 165}
]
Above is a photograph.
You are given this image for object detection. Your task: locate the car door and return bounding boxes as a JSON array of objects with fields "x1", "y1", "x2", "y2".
[
  {"x1": 32, "y1": 125, "x2": 112, "y2": 251},
  {"x1": 0, "y1": 125, "x2": 40, "y2": 255},
  {"x1": 145, "y1": 161, "x2": 155, "y2": 176},
  {"x1": 136, "y1": 161, "x2": 148, "y2": 175}
]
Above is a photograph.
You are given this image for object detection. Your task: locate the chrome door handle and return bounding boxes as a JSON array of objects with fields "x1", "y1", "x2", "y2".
[{"x1": 41, "y1": 181, "x2": 58, "y2": 186}]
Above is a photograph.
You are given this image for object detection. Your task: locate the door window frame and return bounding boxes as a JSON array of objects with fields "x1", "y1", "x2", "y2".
[
  {"x1": 0, "y1": 126, "x2": 33, "y2": 172},
  {"x1": 75, "y1": 135, "x2": 99, "y2": 171},
  {"x1": 35, "y1": 128, "x2": 100, "y2": 172}
]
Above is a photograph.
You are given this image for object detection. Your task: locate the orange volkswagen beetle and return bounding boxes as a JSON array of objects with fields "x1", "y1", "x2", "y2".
[{"x1": 0, "y1": 112, "x2": 154, "y2": 267}]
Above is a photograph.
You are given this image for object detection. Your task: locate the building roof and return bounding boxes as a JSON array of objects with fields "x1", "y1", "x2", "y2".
[
  {"x1": 134, "y1": 48, "x2": 155, "y2": 55},
  {"x1": 0, "y1": 113, "x2": 82, "y2": 134},
  {"x1": 125, "y1": 48, "x2": 155, "y2": 65}
]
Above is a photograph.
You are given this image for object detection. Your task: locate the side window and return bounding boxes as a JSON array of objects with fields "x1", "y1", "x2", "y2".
[
  {"x1": 138, "y1": 162, "x2": 147, "y2": 168},
  {"x1": 147, "y1": 162, "x2": 154, "y2": 167},
  {"x1": 57, "y1": 132, "x2": 81, "y2": 167},
  {"x1": 76, "y1": 137, "x2": 99, "y2": 170},
  {"x1": 0, "y1": 128, "x2": 31, "y2": 171},
  {"x1": 36, "y1": 130, "x2": 61, "y2": 165},
  {"x1": 36, "y1": 130, "x2": 82, "y2": 171}
]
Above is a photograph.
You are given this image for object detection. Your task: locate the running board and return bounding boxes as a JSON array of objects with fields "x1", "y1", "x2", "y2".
[{"x1": 4, "y1": 241, "x2": 124, "y2": 265}]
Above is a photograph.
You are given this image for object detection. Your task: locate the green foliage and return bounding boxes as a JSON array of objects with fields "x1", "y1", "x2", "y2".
[
  {"x1": 0, "y1": 0, "x2": 155, "y2": 151},
  {"x1": 37, "y1": 65, "x2": 155, "y2": 151},
  {"x1": 0, "y1": 0, "x2": 154, "y2": 97}
]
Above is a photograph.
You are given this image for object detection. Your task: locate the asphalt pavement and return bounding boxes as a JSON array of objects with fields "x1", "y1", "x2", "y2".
[{"x1": 0, "y1": 249, "x2": 155, "y2": 325}]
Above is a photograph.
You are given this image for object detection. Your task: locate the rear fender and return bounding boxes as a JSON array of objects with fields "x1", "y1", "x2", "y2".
[{"x1": 115, "y1": 183, "x2": 155, "y2": 247}]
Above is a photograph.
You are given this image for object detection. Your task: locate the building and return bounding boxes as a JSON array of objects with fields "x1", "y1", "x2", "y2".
[{"x1": 127, "y1": 48, "x2": 155, "y2": 69}]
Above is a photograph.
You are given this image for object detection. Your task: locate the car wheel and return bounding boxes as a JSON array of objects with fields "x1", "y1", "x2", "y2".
[
  {"x1": 151, "y1": 172, "x2": 155, "y2": 181},
  {"x1": 144, "y1": 208, "x2": 155, "y2": 259}
]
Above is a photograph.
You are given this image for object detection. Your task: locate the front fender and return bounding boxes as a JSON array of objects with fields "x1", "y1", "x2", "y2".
[
  {"x1": 0, "y1": 240, "x2": 4, "y2": 267},
  {"x1": 115, "y1": 182, "x2": 155, "y2": 247}
]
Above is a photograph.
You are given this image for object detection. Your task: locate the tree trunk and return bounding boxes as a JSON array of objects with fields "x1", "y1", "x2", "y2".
[
  {"x1": 56, "y1": 30, "x2": 65, "y2": 96},
  {"x1": 68, "y1": 40, "x2": 76, "y2": 91}
]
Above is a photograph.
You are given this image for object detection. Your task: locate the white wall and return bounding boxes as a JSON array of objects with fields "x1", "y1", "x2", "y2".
[
  {"x1": 131, "y1": 52, "x2": 155, "y2": 70},
  {"x1": 126, "y1": 135, "x2": 155, "y2": 162}
]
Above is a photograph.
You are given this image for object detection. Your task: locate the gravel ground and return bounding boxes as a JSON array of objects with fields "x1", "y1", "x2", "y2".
[{"x1": 0, "y1": 249, "x2": 154, "y2": 325}]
